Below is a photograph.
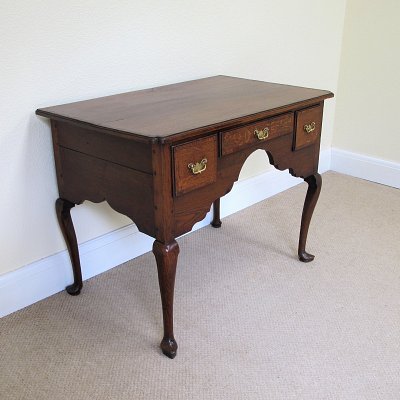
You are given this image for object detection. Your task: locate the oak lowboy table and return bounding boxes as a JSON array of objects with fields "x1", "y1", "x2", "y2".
[{"x1": 36, "y1": 76, "x2": 333, "y2": 359}]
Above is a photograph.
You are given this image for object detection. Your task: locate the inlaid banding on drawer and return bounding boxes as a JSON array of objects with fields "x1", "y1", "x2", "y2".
[
  {"x1": 221, "y1": 112, "x2": 294, "y2": 156},
  {"x1": 173, "y1": 135, "x2": 217, "y2": 197},
  {"x1": 293, "y1": 104, "x2": 323, "y2": 150}
]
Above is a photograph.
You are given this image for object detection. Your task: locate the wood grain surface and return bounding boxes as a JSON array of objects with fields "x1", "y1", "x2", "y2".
[
  {"x1": 36, "y1": 76, "x2": 332, "y2": 141},
  {"x1": 39, "y1": 75, "x2": 334, "y2": 359}
]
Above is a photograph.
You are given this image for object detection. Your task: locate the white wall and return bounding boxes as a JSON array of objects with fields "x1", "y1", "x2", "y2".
[
  {"x1": 0, "y1": 0, "x2": 346, "y2": 275},
  {"x1": 333, "y1": 0, "x2": 400, "y2": 163}
]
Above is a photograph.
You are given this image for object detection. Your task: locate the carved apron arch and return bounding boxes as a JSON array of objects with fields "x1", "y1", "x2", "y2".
[{"x1": 172, "y1": 133, "x2": 319, "y2": 237}]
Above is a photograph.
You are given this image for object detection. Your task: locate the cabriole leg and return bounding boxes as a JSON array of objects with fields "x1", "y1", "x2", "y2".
[
  {"x1": 153, "y1": 239, "x2": 180, "y2": 359},
  {"x1": 55, "y1": 198, "x2": 83, "y2": 295},
  {"x1": 298, "y1": 173, "x2": 322, "y2": 262},
  {"x1": 211, "y1": 198, "x2": 222, "y2": 228}
]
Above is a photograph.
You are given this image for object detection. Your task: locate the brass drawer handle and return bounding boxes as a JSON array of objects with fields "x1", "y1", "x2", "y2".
[
  {"x1": 303, "y1": 121, "x2": 316, "y2": 134},
  {"x1": 188, "y1": 158, "x2": 207, "y2": 175},
  {"x1": 254, "y1": 127, "x2": 269, "y2": 140}
]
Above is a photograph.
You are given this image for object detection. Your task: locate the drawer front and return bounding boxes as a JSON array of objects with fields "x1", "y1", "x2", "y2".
[
  {"x1": 221, "y1": 112, "x2": 294, "y2": 156},
  {"x1": 173, "y1": 135, "x2": 217, "y2": 196},
  {"x1": 294, "y1": 104, "x2": 323, "y2": 150}
]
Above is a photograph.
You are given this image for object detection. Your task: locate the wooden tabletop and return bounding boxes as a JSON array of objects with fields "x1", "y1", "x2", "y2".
[{"x1": 36, "y1": 75, "x2": 333, "y2": 140}]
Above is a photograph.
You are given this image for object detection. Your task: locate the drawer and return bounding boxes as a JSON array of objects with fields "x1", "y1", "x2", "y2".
[
  {"x1": 293, "y1": 104, "x2": 323, "y2": 150},
  {"x1": 173, "y1": 135, "x2": 217, "y2": 196},
  {"x1": 221, "y1": 112, "x2": 294, "y2": 156}
]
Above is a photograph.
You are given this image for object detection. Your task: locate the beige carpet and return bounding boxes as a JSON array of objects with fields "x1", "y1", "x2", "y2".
[{"x1": 1, "y1": 172, "x2": 399, "y2": 400}]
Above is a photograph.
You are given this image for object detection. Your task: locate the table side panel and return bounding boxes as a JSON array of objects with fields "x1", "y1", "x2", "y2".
[
  {"x1": 54, "y1": 121, "x2": 153, "y2": 174},
  {"x1": 57, "y1": 146, "x2": 156, "y2": 237}
]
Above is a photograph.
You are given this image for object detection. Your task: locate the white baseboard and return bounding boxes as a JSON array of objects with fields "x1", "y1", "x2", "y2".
[
  {"x1": 331, "y1": 148, "x2": 400, "y2": 189},
  {"x1": 0, "y1": 149, "x2": 330, "y2": 318}
]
